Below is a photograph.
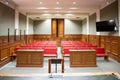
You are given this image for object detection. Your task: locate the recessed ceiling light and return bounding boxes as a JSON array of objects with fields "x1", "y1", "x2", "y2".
[
  {"x1": 106, "y1": 1, "x2": 109, "y2": 5},
  {"x1": 69, "y1": 7, "x2": 78, "y2": 9},
  {"x1": 56, "y1": 2, "x2": 59, "y2": 4},
  {"x1": 36, "y1": 7, "x2": 48, "y2": 9},
  {"x1": 5, "y1": 1, "x2": 9, "y2": 5},
  {"x1": 65, "y1": 14, "x2": 74, "y2": 16},
  {"x1": 73, "y1": 2, "x2": 76, "y2": 4},
  {"x1": 55, "y1": 14, "x2": 61, "y2": 16},
  {"x1": 39, "y1": 2, "x2": 42, "y2": 4},
  {"x1": 42, "y1": 14, "x2": 51, "y2": 16}
]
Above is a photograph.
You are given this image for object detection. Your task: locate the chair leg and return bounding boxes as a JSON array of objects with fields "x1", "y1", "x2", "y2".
[
  {"x1": 11, "y1": 56, "x2": 16, "y2": 61},
  {"x1": 104, "y1": 56, "x2": 109, "y2": 61}
]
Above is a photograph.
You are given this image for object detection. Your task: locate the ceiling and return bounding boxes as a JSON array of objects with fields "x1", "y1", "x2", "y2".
[{"x1": 6, "y1": 0, "x2": 115, "y2": 20}]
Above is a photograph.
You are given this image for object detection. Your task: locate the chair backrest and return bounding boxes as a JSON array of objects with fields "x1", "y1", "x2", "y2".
[{"x1": 95, "y1": 48, "x2": 105, "y2": 54}]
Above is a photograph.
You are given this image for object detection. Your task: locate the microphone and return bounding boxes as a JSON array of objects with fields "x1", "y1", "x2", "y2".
[{"x1": 48, "y1": 69, "x2": 65, "y2": 78}]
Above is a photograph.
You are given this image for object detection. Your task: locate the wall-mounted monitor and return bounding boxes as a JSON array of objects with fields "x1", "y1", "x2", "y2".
[{"x1": 96, "y1": 20, "x2": 116, "y2": 32}]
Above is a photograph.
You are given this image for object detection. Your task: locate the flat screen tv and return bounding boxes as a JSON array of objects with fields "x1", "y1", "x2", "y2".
[{"x1": 96, "y1": 20, "x2": 116, "y2": 32}]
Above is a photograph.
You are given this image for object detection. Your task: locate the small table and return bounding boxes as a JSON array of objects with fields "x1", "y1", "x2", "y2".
[{"x1": 48, "y1": 58, "x2": 64, "y2": 73}]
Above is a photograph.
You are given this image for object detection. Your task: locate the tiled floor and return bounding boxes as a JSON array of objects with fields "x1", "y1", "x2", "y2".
[
  {"x1": 0, "y1": 47, "x2": 120, "y2": 75},
  {"x1": 0, "y1": 74, "x2": 120, "y2": 80}
]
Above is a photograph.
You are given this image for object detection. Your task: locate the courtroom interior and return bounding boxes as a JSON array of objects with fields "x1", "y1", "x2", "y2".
[{"x1": 0, "y1": 0, "x2": 120, "y2": 80}]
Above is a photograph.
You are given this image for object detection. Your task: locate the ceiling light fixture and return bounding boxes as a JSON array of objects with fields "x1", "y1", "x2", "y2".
[
  {"x1": 36, "y1": 7, "x2": 48, "y2": 9},
  {"x1": 65, "y1": 14, "x2": 74, "y2": 16},
  {"x1": 73, "y1": 2, "x2": 76, "y2": 4},
  {"x1": 5, "y1": 1, "x2": 9, "y2": 5},
  {"x1": 55, "y1": 14, "x2": 61, "y2": 16},
  {"x1": 42, "y1": 14, "x2": 51, "y2": 16},
  {"x1": 69, "y1": 7, "x2": 78, "y2": 9},
  {"x1": 106, "y1": 1, "x2": 109, "y2": 4},
  {"x1": 56, "y1": 2, "x2": 59, "y2": 4},
  {"x1": 105, "y1": 0, "x2": 109, "y2": 5},
  {"x1": 39, "y1": 2, "x2": 42, "y2": 4}
]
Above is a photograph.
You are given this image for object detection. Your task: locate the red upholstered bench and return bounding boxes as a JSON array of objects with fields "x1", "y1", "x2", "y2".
[
  {"x1": 44, "y1": 48, "x2": 57, "y2": 57},
  {"x1": 63, "y1": 47, "x2": 76, "y2": 57},
  {"x1": 95, "y1": 48, "x2": 109, "y2": 61}
]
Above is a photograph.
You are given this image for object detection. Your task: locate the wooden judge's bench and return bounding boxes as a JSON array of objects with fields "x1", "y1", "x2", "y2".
[
  {"x1": 16, "y1": 49, "x2": 44, "y2": 67},
  {"x1": 70, "y1": 50, "x2": 96, "y2": 67}
]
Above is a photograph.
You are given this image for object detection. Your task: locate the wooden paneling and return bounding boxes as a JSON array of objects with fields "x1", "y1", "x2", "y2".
[
  {"x1": 100, "y1": 36, "x2": 106, "y2": 48},
  {"x1": 81, "y1": 34, "x2": 89, "y2": 42},
  {"x1": 99, "y1": 36, "x2": 120, "y2": 62},
  {"x1": 86, "y1": 35, "x2": 120, "y2": 63},
  {"x1": 0, "y1": 48, "x2": 9, "y2": 61},
  {"x1": 0, "y1": 35, "x2": 26, "y2": 67},
  {"x1": 34, "y1": 34, "x2": 51, "y2": 41},
  {"x1": 109, "y1": 36, "x2": 120, "y2": 62},
  {"x1": 70, "y1": 50, "x2": 96, "y2": 67},
  {"x1": 34, "y1": 34, "x2": 82, "y2": 41},
  {"x1": 105, "y1": 36, "x2": 111, "y2": 54},
  {"x1": 26, "y1": 35, "x2": 34, "y2": 44},
  {"x1": 88, "y1": 35, "x2": 100, "y2": 46},
  {"x1": 16, "y1": 50, "x2": 43, "y2": 67}
]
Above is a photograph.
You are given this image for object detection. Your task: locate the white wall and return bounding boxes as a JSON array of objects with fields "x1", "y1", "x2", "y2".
[
  {"x1": 28, "y1": 18, "x2": 34, "y2": 34},
  {"x1": 82, "y1": 18, "x2": 87, "y2": 34},
  {"x1": 64, "y1": 19, "x2": 82, "y2": 34},
  {"x1": 119, "y1": 0, "x2": 120, "y2": 36},
  {"x1": 34, "y1": 19, "x2": 51, "y2": 34},
  {"x1": 89, "y1": 13, "x2": 96, "y2": 35}
]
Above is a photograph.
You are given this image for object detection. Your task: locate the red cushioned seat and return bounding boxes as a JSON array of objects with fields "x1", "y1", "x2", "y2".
[
  {"x1": 44, "y1": 48, "x2": 57, "y2": 57},
  {"x1": 77, "y1": 47, "x2": 90, "y2": 50},
  {"x1": 63, "y1": 47, "x2": 76, "y2": 57},
  {"x1": 95, "y1": 48, "x2": 106, "y2": 54},
  {"x1": 96, "y1": 54, "x2": 108, "y2": 57},
  {"x1": 44, "y1": 54, "x2": 57, "y2": 57}
]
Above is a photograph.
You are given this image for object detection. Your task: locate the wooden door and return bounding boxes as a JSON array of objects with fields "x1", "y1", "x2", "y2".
[
  {"x1": 58, "y1": 19, "x2": 64, "y2": 38},
  {"x1": 51, "y1": 19, "x2": 64, "y2": 38},
  {"x1": 52, "y1": 19, "x2": 57, "y2": 37}
]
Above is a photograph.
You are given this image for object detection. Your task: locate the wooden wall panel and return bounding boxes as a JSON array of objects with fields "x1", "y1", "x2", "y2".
[
  {"x1": 34, "y1": 34, "x2": 82, "y2": 41},
  {"x1": 88, "y1": 35, "x2": 100, "y2": 46},
  {"x1": 81, "y1": 34, "x2": 88, "y2": 42},
  {"x1": 1, "y1": 48, "x2": 9, "y2": 61},
  {"x1": 0, "y1": 35, "x2": 26, "y2": 67},
  {"x1": 110, "y1": 36, "x2": 120, "y2": 62},
  {"x1": 105, "y1": 36, "x2": 111, "y2": 54},
  {"x1": 34, "y1": 34, "x2": 51, "y2": 41},
  {"x1": 26, "y1": 35, "x2": 34, "y2": 44},
  {"x1": 86, "y1": 35, "x2": 120, "y2": 62},
  {"x1": 100, "y1": 36, "x2": 106, "y2": 48},
  {"x1": 99, "y1": 35, "x2": 120, "y2": 62}
]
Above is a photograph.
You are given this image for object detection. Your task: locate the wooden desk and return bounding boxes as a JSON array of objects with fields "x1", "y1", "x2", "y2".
[
  {"x1": 16, "y1": 49, "x2": 44, "y2": 67},
  {"x1": 70, "y1": 50, "x2": 96, "y2": 67}
]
